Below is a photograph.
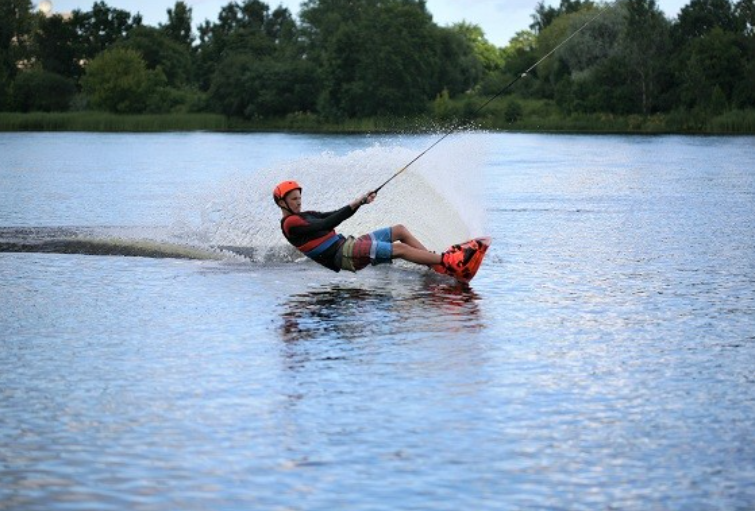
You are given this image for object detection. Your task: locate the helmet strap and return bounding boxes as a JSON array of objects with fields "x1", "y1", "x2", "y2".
[{"x1": 278, "y1": 197, "x2": 295, "y2": 215}]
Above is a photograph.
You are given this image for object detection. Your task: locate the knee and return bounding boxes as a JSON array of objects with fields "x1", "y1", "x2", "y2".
[
  {"x1": 391, "y1": 242, "x2": 407, "y2": 258},
  {"x1": 392, "y1": 224, "x2": 408, "y2": 238}
]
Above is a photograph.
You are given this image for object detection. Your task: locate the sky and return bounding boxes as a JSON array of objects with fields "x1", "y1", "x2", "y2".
[{"x1": 45, "y1": 0, "x2": 691, "y2": 48}]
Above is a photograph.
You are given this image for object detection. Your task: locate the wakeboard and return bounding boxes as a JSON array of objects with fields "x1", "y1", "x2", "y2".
[{"x1": 433, "y1": 236, "x2": 492, "y2": 284}]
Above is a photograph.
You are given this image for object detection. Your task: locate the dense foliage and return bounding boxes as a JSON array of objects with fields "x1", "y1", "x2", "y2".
[{"x1": 0, "y1": 0, "x2": 752, "y2": 129}]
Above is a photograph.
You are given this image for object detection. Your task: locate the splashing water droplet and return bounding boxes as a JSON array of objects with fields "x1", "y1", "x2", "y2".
[{"x1": 173, "y1": 134, "x2": 488, "y2": 263}]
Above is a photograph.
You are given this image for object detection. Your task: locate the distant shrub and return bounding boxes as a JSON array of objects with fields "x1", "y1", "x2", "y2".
[
  {"x1": 433, "y1": 88, "x2": 452, "y2": 120},
  {"x1": 709, "y1": 86, "x2": 728, "y2": 116},
  {"x1": 12, "y1": 70, "x2": 76, "y2": 112},
  {"x1": 82, "y1": 48, "x2": 166, "y2": 114},
  {"x1": 665, "y1": 109, "x2": 699, "y2": 132},
  {"x1": 145, "y1": 87, "x2": 208, "y2": 114},
  {"x1": 462, "y1": 97, "x2": 480, "y2": 120},
  {"x1": 707, "y1": 109, "x2": 755, "y2": 133},
  {"x1": 504, "y1": 99, "x2": 523, "y2": 123},
  {"x1": 0, "y1": 112, "x2": 228, "y2": 131}
]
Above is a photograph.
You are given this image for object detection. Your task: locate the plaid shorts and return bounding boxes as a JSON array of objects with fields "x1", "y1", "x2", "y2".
[{"x1": 337, "y1": 227, "x2": 393, "y2": 272}]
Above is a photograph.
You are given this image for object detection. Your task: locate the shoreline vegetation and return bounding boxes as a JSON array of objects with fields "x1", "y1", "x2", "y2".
[
  {"x1": 2, "y1": 107, "x2": 753, "y2": 135},
  {"x1": 3, "y1": 1, "x2": 754, "y2": 136}
]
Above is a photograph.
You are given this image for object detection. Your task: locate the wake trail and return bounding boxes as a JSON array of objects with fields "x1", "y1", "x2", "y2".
[{"x1": 2, "y1": 134, "x2": 490, "y2": 263}]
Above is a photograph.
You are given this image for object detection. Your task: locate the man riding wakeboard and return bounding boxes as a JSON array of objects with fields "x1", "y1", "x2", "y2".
[{"x1": 274, "y1": 180, "x2": 478, "y2": 277}]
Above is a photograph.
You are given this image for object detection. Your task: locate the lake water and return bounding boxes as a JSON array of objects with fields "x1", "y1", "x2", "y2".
[{"x1": 1, "y1": 131, "x2": 754, "y2": 510}]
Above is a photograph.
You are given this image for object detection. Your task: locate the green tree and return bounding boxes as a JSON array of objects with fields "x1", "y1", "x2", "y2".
[
  {"x1": 733, "y1": 0, "x2": 755, "y2": 107},
  {"x1": 479, "y1": 30, "x2": 538, "y2": 98},
  {"x1": 504, "y1": 99, "x2": 524, "y2": 122},
  {"x1": 71, "y1": 1, "x2": 142, "y2": 60},
  {"x1": 549, "y1": 6, "x2": 624, "y2": 80},
  {"x1": 531, "y1": 1, "x2": 560, "y2": 33},
  {"x1": 432, "y1": 87, "x2": 453, "y2": 119},
  {"x1": 672, "y1": 0, "x2": 741, "y2": 44},
  {"x1": 534, "y1": 5, "x2": 624, "y2": 102},
  {"x1": 209, "y1": 53, "x2": 318, "y2": 117},
  {"x1": 621, "y1": 0, "x2": 672, "y2": 114},
  {"x1": 534, "y1": 2, "x2": 663, "y2": 114},
  {"x1": 736, "y1": 0, "x2": 754, "y2": 33},
  {"x1": 117, "y1": 26, "x2": 192, "y2": 86},
  {"x1": 732, "y1": 32, "x2": 755, "y2": 106},
  {"x1": 34, "y1": 14, "x2": 80, "y2": 79},
  {"x1": 500, "y1": 30, "x2": 537, "y2": 72},
  {"x1": 530, "y1": 0, "x2": 595, "y2": 33},
  {"x1": 12, "y1": 69, "x2": 76, "y2": 111},
  {"x1": 677, "y1": 27, "x2": 744, "y2": 109},
  {"x1": 0, "y1": 64, "x2": 10, "y2": 110},
  {"x1": 312, "y1": 21, "x2": 367, "y2": 118},
  {"x1": 161, "y1": 1, "x2": 194, "y2": 48},
  {"x1": 709, "y1": 84, "x2": 728, "y2": 114},
  {"x1": 300, "y1": 0, "x2": 441, "y2": 118},
  {"x1": 0, "y1": 0, "x2": 34, "y2": 106},
  {"x1": 81, "y1": 47, "x2": 166, "y2": 113},
  {"x1": 569, "y1": 55, "x2": 635, "y2": 113},
  {"x1": 196, "y1": 1, "x2": 299, "y2": 90},
  {"x1": 451, "y1": 22, "x2": 503, "y2": 73},
  {"x1": 434, "y1": 26, "x2": 481, "y2": 96}
]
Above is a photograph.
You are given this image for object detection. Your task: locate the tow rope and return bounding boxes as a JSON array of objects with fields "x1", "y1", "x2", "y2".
[{"x1": 371, "y1": 2, "x2": 612, "y2": 195}]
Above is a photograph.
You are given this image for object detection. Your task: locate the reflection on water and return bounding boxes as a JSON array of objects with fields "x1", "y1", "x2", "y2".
[{"x1": 280, "y1": 279, "x2": 483, "y2": 344}]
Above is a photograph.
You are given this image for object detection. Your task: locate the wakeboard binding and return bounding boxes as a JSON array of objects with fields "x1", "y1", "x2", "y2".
[{"x1": 432, "y1": 237, "x2": 492, "y2": 284}]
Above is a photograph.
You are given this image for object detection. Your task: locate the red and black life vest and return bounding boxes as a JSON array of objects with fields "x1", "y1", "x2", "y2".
[{"x1": 280, "y1": 205, "x2": 356, "y2": 272}]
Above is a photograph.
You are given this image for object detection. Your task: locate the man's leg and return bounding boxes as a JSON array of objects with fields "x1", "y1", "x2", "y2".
[
  {"x1": 368, "y1": 225, "x2": 442, "y2": 267},
  {"x1": 392, "y1": 243, "x2": 442, "y2": 266},
  {"x1": 391, "y1": 224, "x2": 429, "y2": 251}
]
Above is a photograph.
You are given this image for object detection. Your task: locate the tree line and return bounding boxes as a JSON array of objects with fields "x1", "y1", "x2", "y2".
[
  {"x1": 0, "y1": 0, "x2": 752, "y2": 123},
  {"x1": 522, "y1": 0, "x2": 754, "y2": 118}
]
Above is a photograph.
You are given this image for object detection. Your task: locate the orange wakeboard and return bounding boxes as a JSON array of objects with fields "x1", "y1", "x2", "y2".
[{"x1": 433, "y1": 237, "x2": 492, "y2": 284}]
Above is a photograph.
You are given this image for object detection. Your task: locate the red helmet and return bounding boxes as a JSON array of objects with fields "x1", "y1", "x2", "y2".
[{"x1": 273, "y1": 180, "x2": 301, "y2": 203}]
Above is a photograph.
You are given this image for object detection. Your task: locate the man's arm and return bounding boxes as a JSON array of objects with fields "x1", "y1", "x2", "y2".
[
  {"x1": 286, "y1": 205, "x2": 354, "y2": 236},
  {"x1": 288, "y1": 192, "x2": 376, "y2": 235}
]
